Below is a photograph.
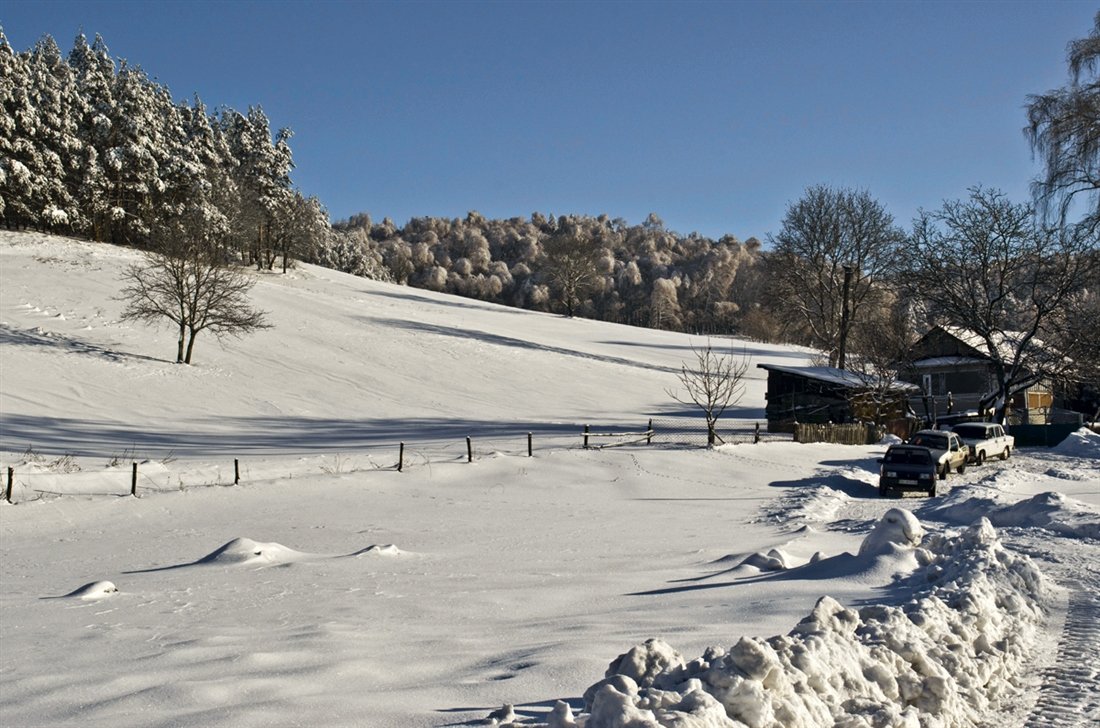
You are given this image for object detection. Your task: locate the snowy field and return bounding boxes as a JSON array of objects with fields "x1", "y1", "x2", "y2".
[{"x1": 1, "y1": 231, "x2": 1098, "y2": 727}]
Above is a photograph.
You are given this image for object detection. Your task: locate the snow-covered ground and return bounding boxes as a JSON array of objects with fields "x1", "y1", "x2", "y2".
[{"x1": 1, "y1": 231, "x2": 1098, "y2": 727}]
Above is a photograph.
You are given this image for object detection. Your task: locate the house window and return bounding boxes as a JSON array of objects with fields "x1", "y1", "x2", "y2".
[{"x1": 1027, "y1": 391, "x2": 1053, "y2": 409}]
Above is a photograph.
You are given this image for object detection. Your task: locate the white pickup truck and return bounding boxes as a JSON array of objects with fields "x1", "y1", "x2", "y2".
[{"x1": 951, "y1": 422, "x2": 1014, "y2": 465}]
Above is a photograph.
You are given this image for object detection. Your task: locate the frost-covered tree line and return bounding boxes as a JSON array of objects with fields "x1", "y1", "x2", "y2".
[
  {"x1": 0, "y1": 29, "x2": 328, "y2": 269},
  {"x1": 329, "y1": 210, "x2": 775, "y2": 335},
  {"x1": 3, "y1": 22, "x2": 1095, "y2": 380}
]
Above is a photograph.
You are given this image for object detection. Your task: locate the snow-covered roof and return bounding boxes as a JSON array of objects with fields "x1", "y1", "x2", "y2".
[
  {"x1": 757, "y1": 363, "x2": 920, "y2": 391},
  {"x1": 911, "y1": 356, "x2": 989, "y2": 368},
  {"x1": 935, "y1": 325, "x2": 1045, "y2": 362}
]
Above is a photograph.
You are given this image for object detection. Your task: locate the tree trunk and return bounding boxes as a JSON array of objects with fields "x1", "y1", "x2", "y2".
[
  {"x1": 184, "y1": 328, "x2": 198, "y2": 364},
  {"x1": 176, "y1": 324, "x2": 187, "y2": 363},
  {"x1": 837, "y1": 265, "x2": 853, "y2": 370}
]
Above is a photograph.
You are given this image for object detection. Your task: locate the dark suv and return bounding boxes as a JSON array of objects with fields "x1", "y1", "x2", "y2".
[{"x1": 878, "y1": 444, "x2": 938, "y2": 497}]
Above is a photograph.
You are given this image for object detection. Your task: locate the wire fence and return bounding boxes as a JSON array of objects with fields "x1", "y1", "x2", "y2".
[{"x1": 1, "y1": 418, "x2": 792, "y2": 504}]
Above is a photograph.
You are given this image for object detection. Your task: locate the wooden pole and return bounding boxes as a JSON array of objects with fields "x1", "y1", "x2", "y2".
[
  {"x1": 5, "y1": 467, "x2": 13, "y2": 504},
  {"x1": 584, "y1": 424, "x2": 590, "y2": 449},
  {"x1": 234, "y1": 459, "x2": 240, "y2": 485},
  {"x1": 647, "y1": 419, "x2": 653, "y2": 445},
  {"x1": 131, "y1": 462, "x2": 138, "y2": 497},
  {"x1": 398, "y1": 442, "x2": 404, "y2": 472},
  {"x1": 754, "y1": 422, "x2": 760, "y2": 444},
  {"x1": 466, "y1": 436, "x2": 473, "y2": 463},
  {"x1": 527, "y1": 432, "x2": 533, "y2": 457}
]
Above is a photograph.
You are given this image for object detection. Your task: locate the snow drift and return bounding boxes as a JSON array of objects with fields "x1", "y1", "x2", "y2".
[{"x1": 561, "y1": 514, "x2": 1047, "y2": 728}]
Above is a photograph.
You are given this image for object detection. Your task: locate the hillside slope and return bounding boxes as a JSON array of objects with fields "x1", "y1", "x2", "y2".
[{"x1": 0, "y1": 231, "x2": 808, "y2": 458}]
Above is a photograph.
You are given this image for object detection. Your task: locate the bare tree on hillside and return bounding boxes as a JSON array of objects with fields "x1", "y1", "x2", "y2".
[
  {"x1": 119, "y1": 210, "x2": 270, "y2": 364},
  {"x1": 541, "y1": 234, "x2": 603, "y2": 317},
  {"x1": 667, "y1": 341, "x2": 751, "y2": 446}
]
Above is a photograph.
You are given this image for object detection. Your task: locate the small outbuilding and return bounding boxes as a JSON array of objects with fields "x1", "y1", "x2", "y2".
[{"x1": 758, "y1": 363, "x2": 919, "y2": 433}]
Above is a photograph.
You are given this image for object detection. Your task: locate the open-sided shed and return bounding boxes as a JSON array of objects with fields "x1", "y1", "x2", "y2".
[{"x1": 758, "y1": 363, "x2": 919, "y2": 433}]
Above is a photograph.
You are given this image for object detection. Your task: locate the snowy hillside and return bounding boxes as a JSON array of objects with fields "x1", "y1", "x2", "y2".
[
  {"x1": 0, "y1": 231, "x2": 806, "y2": 458},
  {"x1": 1, "y1": 231, "x2": 1098, "y2": 728}
]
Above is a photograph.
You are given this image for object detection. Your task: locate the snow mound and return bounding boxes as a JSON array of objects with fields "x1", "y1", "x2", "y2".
[
  {"x1": 858, "y1": 507, "x2": 924, "y2": 557},
  {"x1": 879, "y1": 433, "x2": 904, "y2": 445},
  {"x1": 197, "y1": 537, "x2": 307, "y2": 567},
  {"x1": 1051, "y1": 427, "x2": 1100, "y2": 459},
  {"x1": 61, "y1": 580, "x2": 119, "y2": 599},
  {"x1": 930, "y1": 490, "x2": 1100, "y2": 540},
  {"x1": 350, "y1": 544, "x2": 402, "y2": 557},
  {"x1": 564, "y1": 518, "x2": 1047, "y2": 728},
  {"x1": 738, "y1": 548, "x2": 796, "y2": 572},
  {"x1": 762, "y1": 485, "x2": 850, "y2": 530}
]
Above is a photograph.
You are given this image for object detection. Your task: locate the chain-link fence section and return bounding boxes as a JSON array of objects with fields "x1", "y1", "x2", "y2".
[{"x1": 647, "y1": 418, "x2": 791, "y2": 448}]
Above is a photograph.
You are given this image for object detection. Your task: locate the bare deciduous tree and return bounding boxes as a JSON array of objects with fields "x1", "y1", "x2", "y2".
[
  {"x1": 667, "y1": 341, "x2": 750, "y2": 446},
  {"x1": 1026, "y1": 11, "x2": 1100, "y2": 239},
  {"x1": 903, "y1": 187, "x2": 1097, "y2": 422},
  {"x1": 769, "y1": 186, "x2": 905, "y2": 368},
  {"x1": 541, "y1": 234, "x2": 603, "y2": 317},
  {"x1": 119, "y1": 213, "x2": 270, "y2": 364}
]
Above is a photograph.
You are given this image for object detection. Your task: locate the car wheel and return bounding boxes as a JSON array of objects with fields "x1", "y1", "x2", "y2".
[
  {"x1": 976, "y1": 451, "x2": 985, "y2": 465},
  {"x1": 1001, "y1": 447, "x2": 1010, "y2": 461},
  {"x1": 957, "y1": 461, "x2": 966, "y2": 474},
  {"x1": 879, "y1": 483, "x2": 888, "y2": 497},
  {"x1": 927, "y1": 485, "x2": 936, "y2": 497},
  {"x1": 939, "y1": 465, "x2": 947, "y2": 480}
]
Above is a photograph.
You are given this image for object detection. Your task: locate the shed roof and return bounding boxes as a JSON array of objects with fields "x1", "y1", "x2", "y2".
[{"x1": 756, "y1": 363, "x2": 920, "y2": 392}]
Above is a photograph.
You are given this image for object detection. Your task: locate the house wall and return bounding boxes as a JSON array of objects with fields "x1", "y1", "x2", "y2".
[{"x1": 763, "y1": 370, "x2": 853, "y2": 430}]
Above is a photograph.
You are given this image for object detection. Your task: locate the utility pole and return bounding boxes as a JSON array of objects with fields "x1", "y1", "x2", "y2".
[{"x1": 837, "y1": 264, "x2": 854, "y2": 370}]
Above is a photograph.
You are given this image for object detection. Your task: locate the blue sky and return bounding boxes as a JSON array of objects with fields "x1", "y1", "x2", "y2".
[{"x1": 2, "y1": 0, "x2": 1095, "y2": 240}]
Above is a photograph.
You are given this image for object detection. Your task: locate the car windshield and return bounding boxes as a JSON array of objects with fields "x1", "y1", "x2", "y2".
[
  {"x1": 910, "y1": 435, "x2": 948, "y2": 449},
  {"x1": 953, "y1": 425, "x2": 987, "y2": 438},
  {"x1": 884, "y1": 448, "x2": 933, "y2": 465}
]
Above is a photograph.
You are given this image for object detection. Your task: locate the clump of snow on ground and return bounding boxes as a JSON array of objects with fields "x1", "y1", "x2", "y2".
[
  {"x1": 1051, "y1": 427, "x2": 1100, "y2": 459},
  {"x1": 198, "y1": 537, "x2": 309, "y2": 567},
  {"x1": 857, "y1": 507, "x2": 924, "y2": 556},
  {"x1": 555, "y1": 514, "x2": 1046, "y2": 728},
  {"x1": 737, "y1": 548, "x2": 798, "y2": 572},
  {"x1": 59, "y1": 580, "x2": 119, "y2": 599},
  {"x1": 930, "y1": 490, "x2": 1100, "y2": 541},
  {"x1": 760, "y1": 485, "x2": 851, "y2": 530}
]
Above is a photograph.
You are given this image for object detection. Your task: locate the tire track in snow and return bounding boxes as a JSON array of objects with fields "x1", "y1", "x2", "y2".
[{"x1": 1024, "y1": 563, "x2": 1100, "y2": 727}]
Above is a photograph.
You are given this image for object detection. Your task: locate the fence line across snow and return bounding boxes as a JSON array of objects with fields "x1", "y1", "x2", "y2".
[{"x1": 1, "y1": 420, "x2": 788, "y2": 504}]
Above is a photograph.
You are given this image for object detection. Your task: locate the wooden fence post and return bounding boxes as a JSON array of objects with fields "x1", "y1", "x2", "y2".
[
  {"x1": 647, "y1": 419, "x2": 653, "y2": 445},
  {"x1": 583, "y1": 424, "x2": 590, "y2": 449},
  {"x1": 754, "y1": 422, "x2": 760, "y2": 444},
  {"x1": 131, "y1": 462, "x2": 138, "y2": 497},
  {"x1": 398, "y1": 442, "x2": 404, "y2": 472},
  {"x1": 5, "y1": 467, "x2": 13, "y2": 504},
  {"x1": 466, "y1": 436, "x2": 473, "y2": 463},
  {"x1": 527, "y1": 432, "x2": 533, "y2": 457},
  {"x1": 234, "y1": 459, "x2": 240, "y2": 485}
]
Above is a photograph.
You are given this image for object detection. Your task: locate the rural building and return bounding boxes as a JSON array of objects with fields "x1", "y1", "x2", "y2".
[
  {"x1": 758, "y1": 363, "x2": 919, "y2": 433},
  {"x1": 905, "y1": 325, "x2": 1055, "y2": 424}
]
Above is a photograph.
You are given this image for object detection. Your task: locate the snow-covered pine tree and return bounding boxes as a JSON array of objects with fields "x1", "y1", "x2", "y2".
[
  {"x1": 67, "y1": 33, "x2": 116, "y2": 241},
  {"x1": 26, "y1": 35, "x2": 83, "y2": 232}
]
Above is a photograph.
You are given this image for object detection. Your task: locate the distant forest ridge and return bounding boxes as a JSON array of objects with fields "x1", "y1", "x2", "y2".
[{"x1": 1, "y1": 28, "x2": 786, "y2": 339}]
